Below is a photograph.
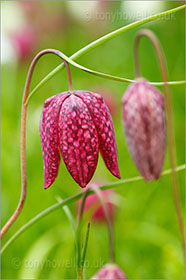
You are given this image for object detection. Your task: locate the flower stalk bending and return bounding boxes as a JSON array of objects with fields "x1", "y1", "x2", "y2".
[
  {"x1": 0, "y1": 49, "x2": 73, "y2": 239},
  {"x1": 134, "y1": 29, "x2": 185, "y2": 258}
]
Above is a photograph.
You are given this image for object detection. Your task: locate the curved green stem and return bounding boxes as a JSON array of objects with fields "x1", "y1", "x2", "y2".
[
  {"x1": 1, "y1": 164, "x2": 185, "y2": 254},
  {"x1": 77, "y1": 222, "x2": 91, "y2": 279},
  {"x1": 56, "y1": 195, "x2": 82, "y2": 279},
  {"x1": 91, "y1": 185, "x2": 115, "y2": 263},
  {"x1": 0, "y1": 49, "x2": 74, "y2": 240},
  {"x1": 26, "y1": 5, "x2": 185, "y2": 101},
  {"x1": 76, "y1": 189, "x2": 90, "y2": 279},
  {"x1": 81, "y1": 222, "x2": 90, "y2": 269},
  {"x1": 77, "y1": 189, "x2": 90, "y2": 227},
  {"x1": 134, "y1": 29, "x2": 185, "y2": 258},
  {"x1": 25, "y1": 51, "x2": 185, "y2": 104},
  {"x1": 56, "y1": 196, "x2": 76, "y2": 239}
]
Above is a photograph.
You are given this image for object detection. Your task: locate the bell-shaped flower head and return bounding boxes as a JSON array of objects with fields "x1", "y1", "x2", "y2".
[
  {"x1": 40, "y1": 90, "x2": 120, "y2": 189},
  {"x1": 92, "y1": 263, "x2": 127, "y2": 279},
  {"x1": 122, "y1": 78, "x2": 166, "y2": 181}
]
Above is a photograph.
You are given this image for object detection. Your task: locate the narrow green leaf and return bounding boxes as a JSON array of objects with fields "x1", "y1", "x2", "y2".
[
  {"x1": 1, "y1": 164, "x2": 185, "y2": 254},
  {"x1": 27, "y1": 5, "x2": 185, "y2": 101},
  {"x1": 81, "y1": 223, "x2": 91, "y2": 269},
  {"x1": 25, "y1": 50, "x2": 185, "y2": 104},
  {"x1": 56, "y1": 195, "x2": 76, "y2": 238}
]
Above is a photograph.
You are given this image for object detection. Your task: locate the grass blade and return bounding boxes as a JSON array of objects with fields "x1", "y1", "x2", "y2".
[{"x1": 1, "y1": 164, "x2": 185, "y2": 254}]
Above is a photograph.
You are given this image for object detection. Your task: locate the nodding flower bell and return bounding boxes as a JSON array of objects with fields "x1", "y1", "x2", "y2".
[
  {"x1": 92, "y1": 263, "x2": 127, "y2": 280},
  {"x1": 78, "y1": 183, "x2": 116, "y2": 222},
  {"x1": 40, "y1": 90, "x2": 120, "y2": 189},
  {"x1": 122, "y1": 78, "x2": 166, "y2": 181}
]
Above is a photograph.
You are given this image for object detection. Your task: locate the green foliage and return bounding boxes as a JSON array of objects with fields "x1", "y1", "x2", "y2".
[{"x1": 1, "y1": 1, "x2": 185, "y2": 279}]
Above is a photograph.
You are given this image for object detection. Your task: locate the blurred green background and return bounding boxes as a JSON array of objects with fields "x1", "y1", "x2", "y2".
[{"x1": 1, "y1": 1, "x2": 185, "y2": 279}]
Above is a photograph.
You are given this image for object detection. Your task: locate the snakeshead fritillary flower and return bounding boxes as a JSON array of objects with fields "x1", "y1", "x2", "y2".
[
  {"x1": 40, "y1": 91, "x2": 120, "y2": 189},
  {"x1": 78, "y1": 183, "x2": 116, "y2": 222},
  {"x1": 122, "y1": 78, "x2": 166, "y2": 181},
  {"x1": 92, "y1": 263, "x2": 127, "y2": 279}
]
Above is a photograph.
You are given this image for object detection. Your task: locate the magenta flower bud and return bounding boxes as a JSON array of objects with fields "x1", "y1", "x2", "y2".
[
  {"x1": 40, "y1": 91, "x2": 120, "y2": 189},
  {"x1": 78, "y1": 184, "x2": 116, "y2": 222},
  {"x1": 122, "y1": 78, "x2": 166, "y2": 181},
  {"x1": 92, "y1": 263, "x2": 127, "y2": 279}
]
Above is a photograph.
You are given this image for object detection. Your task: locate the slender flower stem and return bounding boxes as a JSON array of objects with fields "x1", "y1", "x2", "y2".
[
  {"x1": 91, "y1": 185, "x2": 115, "y2": 263},
  {"x1": 134, "y1": 29, "x2": 185, "y2": 258},
  {"x1": 77, "y1": 268, "x2": 83, "y2": 280},
  {"x1": 0, "y1": 49, "x2": 73, "y2": 239},
  {"x1": 1, "y1": 164, "x2": 185, "y2": 254},
  {"x1": 77, "y1": 189, "x2": 90, "y2": 227},
  {"x1": 57, "y1": 194, "x2": 90, "y2": 280},
  {"x1": 81, "y1": 222, "x2": 91, "y2": 269},
  {"x1": 27, "y1": 5, "x2": 185, "y2": 100},
  {"x1": 56, "y1": 196, "x2": 76, "y2": 239},
  {"x1": 0, "y1": 94, "x2": 28, "y2": 240},
  {"x1": 76, "y1": 189, "x2": 90, "y2": 279},
  {"x1": 25, "y1": 51, "x2": 185, "y2": 104}
]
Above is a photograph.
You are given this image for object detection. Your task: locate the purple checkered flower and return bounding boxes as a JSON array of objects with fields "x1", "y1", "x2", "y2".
[
  {"x1": 92, "y1": 263, "x2": 127, "y2": 279},
  {"x1": 122, "y1": 78, "x2": 166, "y2": 181},
  {"x1": 40, "y1": 90, "x2": 120, "y2": 189}
]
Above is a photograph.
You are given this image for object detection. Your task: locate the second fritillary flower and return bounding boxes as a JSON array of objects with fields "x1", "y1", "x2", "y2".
[
  {"x1": 122, "y1": 78, "x2": 166, "y2": 181},
  {"x1": 40, "y1": 90, "x2": 120, "y2": 189},
  {"x1": 78, "y1": 183, "x2": 116, "y2": 222},
  {"x1": 92, "y1": 263, "x2": 127, "y2": 279}
]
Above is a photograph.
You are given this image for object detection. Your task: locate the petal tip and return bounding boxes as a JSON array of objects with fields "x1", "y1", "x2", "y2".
[
  {"x1": 44, "y1": 181, "x2": 53, "y2": 189},
  {"x1": 111, "y1": 168, "x2": 121, "y2": 179},
  {"x1": 116, "y1": 174, "x2": 121, "y2": 179},
  {"x1": 79, "y1": 183, "x2": 87, "y2": 188}
]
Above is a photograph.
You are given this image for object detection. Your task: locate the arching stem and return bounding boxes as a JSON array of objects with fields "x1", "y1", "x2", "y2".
[
  {"x1": 27, "y1": 5, "x2": 185, "y2": 100},
  {"x1": 134, "y1": 29, "x2": 185, "y2": 258},
  {"x1": 76, "y1": 189, "x2": 90, "y2": 280},
  {"x1": 77, "y1": 189, "x2": 90, "y2": 227},
  {"x1": 1, "y1": 165, "x2": 185, "y2": 255},
  {"x1": 0, "y1": 49, "x2": 73, "y2": 239},
  {"x1": 91, "y1": 185, "x2": 115, "y2": 263}
]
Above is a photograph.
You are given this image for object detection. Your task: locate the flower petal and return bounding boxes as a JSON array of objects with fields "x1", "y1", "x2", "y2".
[
  {"x1": 122, "y1": 79, "x2": 166, "y2": 181},
  {"x1": 76, "y1": 91, "x2": 120, "y2": 179},
  {"x1": 59, "y1": 94, "x2": 99, "y2": 188},
  {"x1": 92, "y1": 264, "x2": 127, "y2": 279},
  {"x1": 40, "y1": 92, "x2": 70, "y2": 189}
]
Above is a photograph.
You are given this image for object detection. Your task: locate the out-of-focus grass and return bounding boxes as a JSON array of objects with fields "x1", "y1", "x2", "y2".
[{"x1": 1, "y1": 1, "x2": 185, "y2": 279}]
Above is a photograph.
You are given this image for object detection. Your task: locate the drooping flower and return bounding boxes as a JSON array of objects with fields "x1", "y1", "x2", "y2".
[
  {"x1": 40, "y1": 91, "x2": 120, "y2": 189},
  {"x1": 78, "y1": 183, "x2": 117, "y2": 222},
  {"x1": 92, "y1": 263, "x2": 127, "y2": 279},
  {"x1": 122, "y1": 78, "x2": 166, "y2": 181}
]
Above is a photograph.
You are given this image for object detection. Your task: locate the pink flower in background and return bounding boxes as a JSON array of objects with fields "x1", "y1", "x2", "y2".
[
  {"x1": 11, "y1": 26, "x2": 37, "y2": 61},
  {"x1": 40, "y1": 91, "x2": 120, "y2": 189},
  {"x1": 122, "y1": 78, "x2": 166, "y2": 181},
  {"x1": 18, "y1": 2, "x2": 69, "y2": 55},
  {"x1": 78, "y1": 184, "x2": 116, "y2": 222},
  {"x1": 92, "y1": 263, "x2": 127, "y2": 279}
]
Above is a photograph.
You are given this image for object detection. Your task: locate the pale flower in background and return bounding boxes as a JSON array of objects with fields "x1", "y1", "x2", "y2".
[
  {"x1": 1, "y1": 31, "x2": 17, "y2": 65},
  {"x1": 1, "y1": 1, "x2": 25, "y2": 33},
  {"x1": 121, "y1": 1, "x2": 164, "y2": 22},
  {"x1": 67, "y1": 1, "x2": 98, "y2": 22},
  {"x1": 66, "y1": 0, "x2": 108, "y2": 23},
  {"x1": 1, "y1": 1, "x2": 25, "y2": 64},
  {"x1": 1, "y1": 1, "x2": 37, "y2": 63}
]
